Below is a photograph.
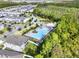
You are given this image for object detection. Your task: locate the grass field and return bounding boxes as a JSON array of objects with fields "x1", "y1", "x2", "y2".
[
  {"x1": 50, "y1": 0, "x2": 79, "y2": 8},
  {"x1": 53, "y1": 0, "x2": 74, "y2": 3},
  {"x1": 0, "y1": 2, "x2": 18, "y2": 8},
  {"x1": 0, "y1": 1, "x2": 29, "y2": 8}
]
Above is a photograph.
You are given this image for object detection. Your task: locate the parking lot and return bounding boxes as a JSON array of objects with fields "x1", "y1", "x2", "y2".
[{"x1": 0, "y1": 50, "x2": 24, "y2": 58}]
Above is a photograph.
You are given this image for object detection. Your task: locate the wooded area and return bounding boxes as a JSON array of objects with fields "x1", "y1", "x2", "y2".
[{"x1": 25, "y1": 3, "x2": 79, "y2": 58}]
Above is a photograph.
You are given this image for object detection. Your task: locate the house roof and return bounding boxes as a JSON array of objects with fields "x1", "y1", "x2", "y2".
[
  {"x1": 0, "y1": 11, "x2": 22, "y2": 15},
  {"x1": 0, "y1": 5, "x2": 36, "y2": 13},
  {"x1": 0, "y1": 16, "x2": 26, "y2": 22}
]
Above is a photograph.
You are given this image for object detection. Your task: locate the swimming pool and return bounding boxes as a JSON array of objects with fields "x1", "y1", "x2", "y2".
[
  {"x1": 28, "y1": 26, "x2": 51, "y2": 40},
  {"x1": 25, "y1": 25, "x2": 53, "y2": 42}
]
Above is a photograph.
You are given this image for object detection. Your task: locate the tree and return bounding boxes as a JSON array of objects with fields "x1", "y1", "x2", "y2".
[
  {"x1": 0, "y1": 31, "x2": 4, "y2": 34},
  {"x1": 24, "y1": 43, "x2": 37, "y2": 56},
  {"x1": 35, "y1": 54, "x2": 43, "y2": 58}
]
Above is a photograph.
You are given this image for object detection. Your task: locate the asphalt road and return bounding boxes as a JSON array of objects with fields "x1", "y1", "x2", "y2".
[{"x1": 0, "y1": 50, "x2": 23, "y2": 58}]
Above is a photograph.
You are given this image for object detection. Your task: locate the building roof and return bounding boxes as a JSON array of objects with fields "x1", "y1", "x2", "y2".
[
  {"x1": 0, "y1": 50, "x2": 23, "y2": 58},
  {"x1": 0, "y1": 24, "x2": 4, "y2": 28},
  {"x1": 0, "y1": 5, "x2": 36, "y2": 13},
  {"x1": 0, "y1": 11, "x2": 23, "y2": 15},
  {"x1": 1, "y1": 35, "x2": 29, "y2": 46},
  {"x1": 0, "y1": 16, "x2": 26, "y2": 22}
]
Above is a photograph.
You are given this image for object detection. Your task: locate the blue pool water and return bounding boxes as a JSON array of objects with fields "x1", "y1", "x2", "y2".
[{"x1": 31, "y1": 27, "x2": 50, "y2": 40}]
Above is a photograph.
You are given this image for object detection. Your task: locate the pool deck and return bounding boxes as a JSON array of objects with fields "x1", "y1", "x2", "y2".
[{"x1": 24, "y1": 25, "x2": 54, "y2": 42}]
